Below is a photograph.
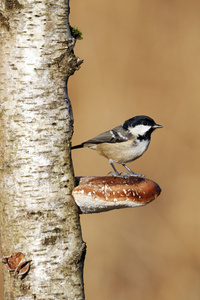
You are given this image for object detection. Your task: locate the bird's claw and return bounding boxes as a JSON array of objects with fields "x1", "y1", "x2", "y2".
[
  {"x1": 119, "y1": 172, "x2": 131, "y2": 177},
  {"x1": 107, "y1": 171, "x2": 145, "y2": 178},
  {"x1": 107, "y1": 171, "x2": 120, "y2": 176},
  {"x1": 120, "y1": 172, "x2": 145, "y2": 178},
  {"x1": 131, "y1": 173, "x2": 145, "y2": 178}
]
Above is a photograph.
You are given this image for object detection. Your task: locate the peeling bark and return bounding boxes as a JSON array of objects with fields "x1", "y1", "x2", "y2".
[{"x1": 0, "y1": 0, "x2": 84, "y2": 299}]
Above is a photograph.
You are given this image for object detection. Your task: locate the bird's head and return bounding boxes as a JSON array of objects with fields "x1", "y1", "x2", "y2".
[{"x1": 123, "y1": 115, "x2": 163, "y2": 139}]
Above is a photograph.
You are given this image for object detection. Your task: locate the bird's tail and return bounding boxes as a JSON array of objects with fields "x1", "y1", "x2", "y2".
[{"x1": 71, "y1": 143, "x2": 84, "y2": 150}]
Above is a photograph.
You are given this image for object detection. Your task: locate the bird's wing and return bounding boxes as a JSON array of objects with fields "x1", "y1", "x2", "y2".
[{"x1": 83, "y1": 125, "x2": 132, "y2": 145}]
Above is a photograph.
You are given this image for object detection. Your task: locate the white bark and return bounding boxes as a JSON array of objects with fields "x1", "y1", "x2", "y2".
[{"x1": 0, "y1": 0, "x2": 84, "y2": 299}]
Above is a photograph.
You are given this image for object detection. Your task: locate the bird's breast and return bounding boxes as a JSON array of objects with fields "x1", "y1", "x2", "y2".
[{"x1": 96, "y1": 138, "x2": 150, "y2": 164}]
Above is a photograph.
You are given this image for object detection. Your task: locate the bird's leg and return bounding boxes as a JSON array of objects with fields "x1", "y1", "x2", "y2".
[
  {"x1": 108, "y1": 161, "x2": 120, "y2": 176},
  {"x1": 121, "y1": 164, "x2": 145, "y2": 177}
]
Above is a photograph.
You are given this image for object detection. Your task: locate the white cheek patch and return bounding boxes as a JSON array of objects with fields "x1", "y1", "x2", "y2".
[{"x1": 128, "y1": 125, "x2": 151, "y2": 137}]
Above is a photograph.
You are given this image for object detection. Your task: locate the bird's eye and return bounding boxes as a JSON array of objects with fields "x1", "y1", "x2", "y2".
[{"x1": 143, "y1": 121, "x2": 148, "y2": 125}]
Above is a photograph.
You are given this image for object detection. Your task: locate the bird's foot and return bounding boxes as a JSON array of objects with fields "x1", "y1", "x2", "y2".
[
  {"x1": 107, "y1": 171, "x2": 121, "y2": 177},
  {"x1": 107, "y1": 171, "x2": 145, "y2": 178},
  {"x1": 121, "y1": 164, "x2": 145, "y2": 177},
  {"x1": 131, "y1": 173, "x2": 145, "y2": 178},
  {"x1": 119, "y1": 172, "x2": 131, "y2": 177},
  {"x1": 120, "y1": 172, "x2": 145, "y2": 178}
]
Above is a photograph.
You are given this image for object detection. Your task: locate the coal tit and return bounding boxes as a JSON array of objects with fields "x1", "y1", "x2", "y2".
[{"x1": 71, "y1": 115, "x2": 162, "y2": 176}]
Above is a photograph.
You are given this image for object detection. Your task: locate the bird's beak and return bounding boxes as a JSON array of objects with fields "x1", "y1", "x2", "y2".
[{"x1": 153, "y1": 124, "x2": 163, "y2": 129}]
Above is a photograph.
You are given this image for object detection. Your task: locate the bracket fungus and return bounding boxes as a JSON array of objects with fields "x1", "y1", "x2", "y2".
[{"x1": 73, "y1": 176, "x2": 161, "y2": 214}]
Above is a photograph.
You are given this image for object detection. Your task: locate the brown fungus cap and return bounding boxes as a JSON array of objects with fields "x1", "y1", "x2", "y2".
[{"x1": 73, "y1": 176, "x2": 161, "y2": 214}]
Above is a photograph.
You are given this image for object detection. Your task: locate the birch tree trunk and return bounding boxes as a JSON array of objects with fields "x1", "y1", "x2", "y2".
[{"x1": 0, "y1": 0, "x2": 84, "y2": 299}]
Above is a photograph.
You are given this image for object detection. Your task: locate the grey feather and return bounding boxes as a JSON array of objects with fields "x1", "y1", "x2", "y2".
[{"x1": 83, "y1": 125, "x2": 132, "y2": 146}]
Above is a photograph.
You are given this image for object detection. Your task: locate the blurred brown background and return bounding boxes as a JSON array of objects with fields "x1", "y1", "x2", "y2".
[
  {"x1": 69, "y1": 0, "x2": 200, "y2": 299},
  {"x1": 1, "y1": 0, "x2": 200, "y2": 299}
]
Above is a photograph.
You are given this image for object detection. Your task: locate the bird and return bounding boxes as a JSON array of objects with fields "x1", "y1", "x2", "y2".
[{"x1": 71, "y1": 115, "x2": 162, "y2": 176}]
